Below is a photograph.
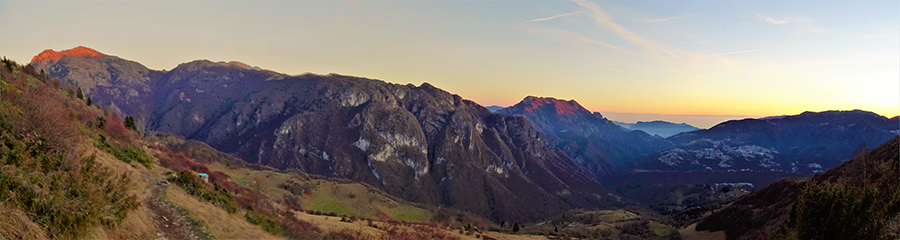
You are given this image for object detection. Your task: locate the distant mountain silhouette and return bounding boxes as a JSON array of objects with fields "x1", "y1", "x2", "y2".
[
  {"x1": 613, "y1": 120, "x2": 701, "y2": 138},
  {"x1": 484, "y1": 105, "x2": 505, "y2": 113},
  {"x1": 612, "y1": 121, "x2": 634, "y2": 129},
  {"x1": 637, "y1": 110, "x2": 899, "y2": 172},
  {"x1": 498, "y1": 96, "x2": 673, "y2": 176},
  {"x1": 31, "y1": 47, "x2": 621, "y2": 223}
]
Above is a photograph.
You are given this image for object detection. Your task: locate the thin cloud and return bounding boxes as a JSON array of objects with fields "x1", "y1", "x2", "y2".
[
  {"x1": 755, "y1": 13, "x2": 811, "y2": 25},
  {"x1": 761, "y1": 16, "x2": 787, "y2": 25},
  {"x1": 523, "y1": 11, "x2": 582, "y2": 24},
  {"x1": 703, "y1": 49, "x2": 761, "y2": 58},
  {"x1": 520, "y1": 25, "x2": 629, "y2": 52},
  {"x1": 570, "y1": 0, "x2": 661, "y2": 55},
  {"x1": 659, "y1": 47, "x2": 684, "y2": 61},
  {"x1": 569, "y1": 0, "x2": 702, "y2": 63},
  {"x1": 641, "y1": 14, "x2": 694, "y2": 23}
]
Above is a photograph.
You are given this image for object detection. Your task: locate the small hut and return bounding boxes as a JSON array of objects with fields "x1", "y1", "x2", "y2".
[{"x1": 198, "y1": 173, "x2": 209, "y2": 183}]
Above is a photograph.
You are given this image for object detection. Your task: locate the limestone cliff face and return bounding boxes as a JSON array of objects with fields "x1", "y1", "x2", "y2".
[
  {"x1": 35, "y1": 49, "x2": 621, "y2": 222},
  {"x1": 153, "y1": 71, "x2": 616, "y2": 222}
]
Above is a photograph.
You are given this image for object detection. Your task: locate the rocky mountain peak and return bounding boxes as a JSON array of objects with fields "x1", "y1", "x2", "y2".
[
  {"x1": 31, "y1": 46, "x2": 105, "y2": 63},
  {"x1": 514, "y1": 96, "x2": 590, "y2": 117},
  {"x1": 500, "y1": 96, "x2": 673, "y2": 175},
  {"x1": 228, "y1": 61, "x2": 252, "y2": 69}
]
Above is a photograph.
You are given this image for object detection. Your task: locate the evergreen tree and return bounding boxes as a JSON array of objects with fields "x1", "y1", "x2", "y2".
[
  {"x1": 86, "y1": 97, "x2": 92, "y2": 106},
  {"x1": 124, "y1": 115, "x2": 137, "y2": 131},
  {"x1": 76, "y1": 88, "x2": 84, "y2": 100},
  {"x1": 513, "y1": 222, "x2": 520, "y2": 233},
  {"x1": 1, "y1": 57, "x2": 12, "y2": 71}
]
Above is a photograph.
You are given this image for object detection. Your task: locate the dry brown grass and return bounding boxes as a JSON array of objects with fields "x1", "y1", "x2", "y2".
[
  {"x1": 0, "y1": 203, "x2": 48, "y2": 240},
  {"x1": 89, "y1": 150, "x2": 149, "y2": 195},
  {"x1": 882, "y1": 215, "x2": 900, "y2": 240},
  {"x1": 487, "y1": 233, "x2": 551, "y2": 240},
  {"x1": 80, "y1": 143, "x2": 158, "y2": 239},
  {"x1": 293, "y1": 210, "x2": 553, "y2": 240},
  {"x1": 294, "y1": 211, "x2": 384, "y2": 237},
  {"x1": 82, "y1": 207, "x2": 157, "y2": 240},
  {"x1": 679, "y1": 223, "x2": 725, "y2": 240},
  {"x1": 166, "y1": 185, "x2": 282, "y2": 239},
  {"x1": 103, "y1": 204, "x2": 157, "y2": 239}
]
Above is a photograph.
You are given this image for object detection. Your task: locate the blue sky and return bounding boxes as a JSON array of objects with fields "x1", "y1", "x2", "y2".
[{"x1": 2, "y1": 0, "x2": 898, "y2": 128}]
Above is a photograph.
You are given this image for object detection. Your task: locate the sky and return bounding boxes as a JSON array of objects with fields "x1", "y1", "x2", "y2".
[{"x1": 2, "y1": 0, "x2": 898, "y2": 128}]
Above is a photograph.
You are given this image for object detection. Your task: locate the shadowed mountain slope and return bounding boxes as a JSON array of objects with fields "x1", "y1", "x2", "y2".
[
  {"x1": 498, "y1": 96, "x2": 673, "y2": 176},
  {"x1": 31, "y1": 47, "x2": 621, "y2": 223},
  {"x1": 638, "y1": 110, "x2": 898, "y2": 172},
  {"x1": 30, "y1": 46, "x2": 163, "y2": 124},
  {"x1": 693, "y1": 136, "x2": 900, "y2": 240}
]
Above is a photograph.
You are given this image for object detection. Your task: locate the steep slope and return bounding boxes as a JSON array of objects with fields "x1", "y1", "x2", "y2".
[
  {"x1": 498, "y1": 96, "x2": 673, "y2": 175},
  {"x1": 1, "y1": 58, "x2": 161, "y2": 239},
  {"x1": 148, "y1": 68, "x2": 617, "y2": 222},
  {"x1": 147, "y1": 60, "x2": 288, "y2": 137},
  {"x1": 1, "y1": 57, "x2": 285, "y2": 239},
  {"x1": 693, "y1": 136, "x2": 900, "y2": 240},
  {"x1": 30, "y1": 46, "x2": 163, "y2": 125},
  {"x1": 28, "y1": 48, "x2": 622, "y2": 223},
  {"x1": 639, "y1": 110, "x2": 899, "y2": 172}
]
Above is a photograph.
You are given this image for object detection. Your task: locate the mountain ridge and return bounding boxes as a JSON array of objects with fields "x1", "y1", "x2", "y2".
[
  {"x1": 639, "y1": 109, "x2": 899, "y2": 173},
  {"x1": 30, "y1": 47, "x2": 622, "y2": 223},
  {"x1": 31, "y1": 46, "x2": 105, "y2": 63},
  {"x1": 613, "y1": 120, "x2": 702, "y2": 138},
  {"x1": 499, "y1": 96, "x2": 673, "y2": 176}
]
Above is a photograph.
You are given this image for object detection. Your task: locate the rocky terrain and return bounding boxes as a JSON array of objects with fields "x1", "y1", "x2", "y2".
[
  {"x1": 29, "y1": 46, "x2": 900, "y2": 224},
  {"x1": 498, "y1": 96, "x2": 673, "y2": 176},
  {"x1": 637, "y1": 110, "x2": 899, "y2": 173},
  {"x1": 692, "y1": 136, "x2": 900, "y2": 240},
  {"x1": 30, "y1": 46, "x2": 162, "y2": 124},
  {"x1": 32, "y1": 47, "x2": 620, "y2": 223}
]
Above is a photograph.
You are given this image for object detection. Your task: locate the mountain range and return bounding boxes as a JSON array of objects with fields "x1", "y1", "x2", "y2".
[
  {"x1": 693, "y1": 136, "x2": 900, "y2": 239},
  {"x1": 498, "y1": 96, "x2": 673, "y2": 176},
  {"x1": 27, "y1": 46, "x2": 900, "y2": 223},
  {"x1": 30, "y1": 47, "x2": 619, "y2": 222},
  {"x1": 614, "y1": 120, "x2": 701, "y2": 138},
  {"x1": 30, "y1": 46, "x2": 162, "y2": 124},
  {"x1": 636, "y1": 110, "x2": 899, "y2": 173},
  {"x1": 484, "y1": 105, "x2": 505, "y2": 113},
  {"x1": 7, "y1": 45, "x2": 900, "y2": 240}
]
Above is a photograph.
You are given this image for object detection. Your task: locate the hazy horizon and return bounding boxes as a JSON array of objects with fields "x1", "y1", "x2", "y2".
[
  {"x1": 2, "y1": 1, "x2": 898, "y2": 123},
  {"x1": 2, "y1": 45, "x2": 890, "y2": 129}
]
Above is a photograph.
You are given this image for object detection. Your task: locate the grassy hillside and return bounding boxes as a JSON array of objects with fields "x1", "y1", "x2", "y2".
[
  {"x1": 522, "y1": 207, "x2": 683, "y2": 240},
  {"x1": 0, "y1": 58, "x2": 152, "y2": 239},
  {"x1": 0, "y1": 57, "x2": 558, "y2": 239},
  {"x1": 151, "y1": 134, "x2": 435, "y2": 222},
  {"x1": 148, "y1": 129, "x2": 564, "y2": 240},
  {"x1": 0, "y1": 57, "x2": 284, "y2": 239}
]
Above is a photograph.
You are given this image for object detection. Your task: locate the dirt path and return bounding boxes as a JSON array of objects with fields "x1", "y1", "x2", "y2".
[{"x1": 145, "y1": 180, "x2": 201, "y2": 240}]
